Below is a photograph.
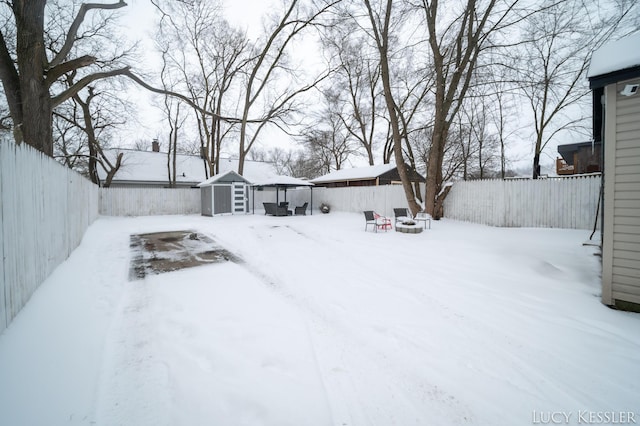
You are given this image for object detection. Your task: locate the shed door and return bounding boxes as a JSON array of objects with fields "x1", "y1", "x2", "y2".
[
  {"x1": 233, "y1": 183, "x2": 247, "y2": 213},
  {"x1": 213, "y1": 185, "x2": 232, "y2": 214}
]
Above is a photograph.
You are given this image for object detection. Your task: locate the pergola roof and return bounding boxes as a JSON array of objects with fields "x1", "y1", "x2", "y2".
[{"x1": 253, "y1": 175, "x2": 314, "y2": 188}]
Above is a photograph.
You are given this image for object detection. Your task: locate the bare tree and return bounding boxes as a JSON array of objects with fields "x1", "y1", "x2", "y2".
[
  {"x1": 152, "y1": 0, "x2": 249, "y2": 176},
  {"x1": 0, "y1": 0, "x2": 133, "y2": 155},
  {"x1": 321, "y1": 23, "x2": 382, "y2": 165},
  {"x1": 236, "y1": 0, "x2": 338, "y2": 175},
  {"x1": 302, "y1": 128, "x2": 353, "y2": 175},
  {"x1": 260, "y1": 146, "x2": 323, "y2": 178},
  {"x1": 417, "y1": 0, "x2": 521, "y2": 217},
  {"x1": 514, "y1": 0, "x2": 637, "y2": 178},
  {"x1": 158, "y1": 48, "x2": 188, "y2": 188},
  {"x1": 362, "y1": 0, "x2": 422, "y2": 214}
]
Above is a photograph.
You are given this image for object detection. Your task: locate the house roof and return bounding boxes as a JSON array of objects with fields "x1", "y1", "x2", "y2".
[
  {"x1": 310, "y1": 163, "x2": 397, "y2": 184},
  {"x1": 97, "y1": 149, "x2": 277, "y2": 185},
  {"x1": 588, "y1": 32, "x2": 640, "y2": 88}
]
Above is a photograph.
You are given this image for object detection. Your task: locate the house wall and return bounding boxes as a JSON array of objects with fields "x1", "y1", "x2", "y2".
[
  {"x1": 574, "y1": 146, "x2": 602, "y2": 173},
  {"x1": 314, "y1": 179, "x2": 377, "y2": 188},
  {"x1": 0, "y1": 142, "x2": 99, "y2": 334},
  {"x1": 602, "y1": 78, "x2": 640, "y2": 308}
]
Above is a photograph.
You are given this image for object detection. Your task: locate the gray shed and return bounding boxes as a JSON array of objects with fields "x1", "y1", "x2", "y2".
[
  {"x1": 588, "y1": 33, "x2": 640, "y2": 312},
  {"x1": 198, "y1": 170, "x2": 252, "y2": 216}
]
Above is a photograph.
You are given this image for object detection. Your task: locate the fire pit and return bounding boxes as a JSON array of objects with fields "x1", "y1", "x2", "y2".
[{"x1": 396, "y1": 220, "x2": 423, "y2": 234}]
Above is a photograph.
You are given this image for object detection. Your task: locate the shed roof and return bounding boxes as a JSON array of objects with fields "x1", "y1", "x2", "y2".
[
  {"x1": 198, "y1": 170, "x2": 252, "y2": 186},
  {"x1": 310, "y1": 163, "x2": 397, "y2": 184}
]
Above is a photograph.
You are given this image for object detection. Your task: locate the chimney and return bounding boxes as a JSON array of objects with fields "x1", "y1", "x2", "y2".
[{"x1": 152, "y1": 139, "x2": 159, "y2": 152}]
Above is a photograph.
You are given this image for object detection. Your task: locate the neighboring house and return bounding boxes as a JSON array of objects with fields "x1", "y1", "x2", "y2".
[
  {"x1": 310, "y1": 163, "x2": 424, "y2": 188},
  {"x1": 96, "y1": 147, "x2": 276, "y2": 188},
  {"x1": 556, "y1": 141, "x2": 602, "y2": 175},
  {"x1": 588, "y1": 33, "x2": 640, "y2": 312}
]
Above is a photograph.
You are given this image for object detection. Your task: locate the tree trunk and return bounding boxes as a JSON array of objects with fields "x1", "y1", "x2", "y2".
[
  {"x1": 75, "y1": 94, "x2": 100, "y2": 185},
  {"x1": 14, "y1": 0, "x2": 54, "y2": 155},
  {"x1": 425, "y1": 114, "x2": 448, "y2": 218},
  {"x1": 532, "y1": 153, "x2": 541, "y2": 179},
  {"x1": 103, "y1": 152, "x2": 123, "y2": 188}
]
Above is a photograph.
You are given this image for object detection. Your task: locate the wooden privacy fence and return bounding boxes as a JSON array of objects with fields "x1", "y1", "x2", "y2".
[
  {"x1": 0, "y1": 142, "x2": 99, "y2": 334},
  {"x1": 261, "y1": 177, "x2": 601, "y2": 230},
  {"x1": 276, "y1": 185, "x2": 420, "y2": 218},
  {"x1": 99, "y1": 187, "x2": 200, "y2": 216},
  {"x1": 443, "y1": 175, "x2": 602, "y2": 229}
]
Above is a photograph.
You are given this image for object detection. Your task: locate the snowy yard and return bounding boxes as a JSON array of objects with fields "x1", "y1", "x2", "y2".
[{"x1": 0, "y1": 213, "x2": 638, "y2": 426}]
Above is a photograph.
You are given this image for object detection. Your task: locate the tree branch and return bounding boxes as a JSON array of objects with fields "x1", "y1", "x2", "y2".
[
  {"x1": 46, "y1": 54, "x2": 97, "y2": 85},
  {"x1": 49, "y1": 0, "x2": 128, "y2": 69},
  {"x1": 119, "y1": 68, "x2": 265, "y2": 124}
]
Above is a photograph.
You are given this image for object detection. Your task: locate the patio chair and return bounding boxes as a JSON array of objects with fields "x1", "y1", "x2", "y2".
[
  {"x1": 414, "y1": 210, "x2": 432, "y2": 229},
  {"x1": 364, "y1": 210, "x2": 392, "y2": 232},
  {"x1": 393, "y1": 208, "x2": 412, "y2": 226},
  {"x1": 263, "y1": 202, "x2": 276, "y2": 215},
  {"x1": 294, "y1": 202, "x2": 308, "y2": 215},
  {"x1": 263, "y1": 202, "x2": 290, "y2": 216}
]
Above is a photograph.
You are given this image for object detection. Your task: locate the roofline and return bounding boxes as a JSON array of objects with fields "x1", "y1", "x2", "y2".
[
  {"x1": 589, "y1": 65, "x2": 640, "y2": 89},
  {"x1": 557, "y1": 140, "x2": 601, "y2": 149},
  {"x1": 101, "y1": 179, "x2": 200, "y2": 186},
  {"x1": 311, "y1": 176, "x2": 383, "y2": 183}
]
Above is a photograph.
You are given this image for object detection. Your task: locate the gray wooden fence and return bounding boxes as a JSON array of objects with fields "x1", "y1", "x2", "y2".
[
  {"x1": 0, "y1": 142, "x2": 99, "y2": 334},
  {"x1": 99, "y1": 187, "x2": 201, "y2": 216},
  {"x1": 266, "y1": 185, "x2": 416, "y2": 218},
  {"x1": 278, "y1": 176, "x2": 601, "y2": 230},
  {"x1": 443, "y1": 175, "x2": 602, "y2": 229}
]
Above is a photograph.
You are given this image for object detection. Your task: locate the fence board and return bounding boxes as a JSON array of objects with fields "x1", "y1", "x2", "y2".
[
  {"x1": 0, "y1": 145, "x2": 5, "y2": 333},
  {"x1": 0, "y1": 142, "x2": 99, "y2": 333}
]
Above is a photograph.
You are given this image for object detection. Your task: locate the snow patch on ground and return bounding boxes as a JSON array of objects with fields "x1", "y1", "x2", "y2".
[{"x1": 0, "y1": 213, "x2": 638, "y2": 426}]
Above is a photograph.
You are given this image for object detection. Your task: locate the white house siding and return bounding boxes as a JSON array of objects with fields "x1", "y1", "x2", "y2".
[
  {"x1": 0, "y1": 142, "x2": 99, "y2": 333},
  {"x1": 602, "y1": 79, "x2": 640, "y2": 306}
]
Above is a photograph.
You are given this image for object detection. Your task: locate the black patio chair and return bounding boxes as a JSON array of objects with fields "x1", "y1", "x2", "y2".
[
  {"x1": 393, "y1": 208, "x2": 412, "y2": 226},
  {"x1": 263, "y1": 202, "x2": 290, "y2": 216},
  {"x1": 295, "y1": 202, "x2": 308, "y2": 215}
]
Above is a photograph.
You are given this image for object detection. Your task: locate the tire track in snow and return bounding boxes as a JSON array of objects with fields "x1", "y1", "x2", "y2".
[
  {"x1": 225, "y1": 223, "x2": 475, "y2": 425},
  {"x1": 95, "y1": 272, "x2": 171, "y2": 425}
]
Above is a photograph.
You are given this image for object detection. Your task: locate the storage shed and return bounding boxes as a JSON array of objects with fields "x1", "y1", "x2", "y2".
[
  {"x1": 588, "y1": 33, "x2": 640, "y2": 311},
  {"x1": 198, "y1": 171, "x2": 252, "y2": 216}
]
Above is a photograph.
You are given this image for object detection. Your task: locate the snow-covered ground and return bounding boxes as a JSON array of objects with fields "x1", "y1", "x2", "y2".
[{"x1": 0, "y1": 213, "x2": 638, "y2": 426}]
